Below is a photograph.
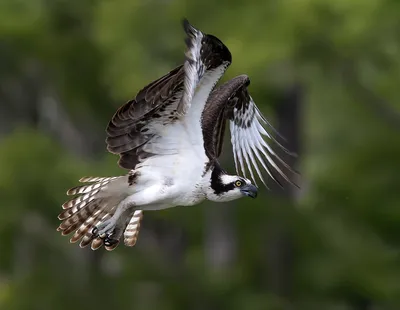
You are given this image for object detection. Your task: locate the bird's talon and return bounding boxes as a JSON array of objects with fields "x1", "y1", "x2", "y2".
[
  {"x1": 104, "y1": 237, "x2": 118, "y2": 246},
  {"x1": 92, "y1": 227, "x2": 98, "y2": 236}
]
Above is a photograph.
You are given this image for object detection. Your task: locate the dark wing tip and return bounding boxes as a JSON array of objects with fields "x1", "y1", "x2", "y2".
[
  {"x1": 182, "y1": 18, "x2": 195, "y2": 35},
  {"x1": 236, "y1": 74, "x2": 250, "y2": 88}
]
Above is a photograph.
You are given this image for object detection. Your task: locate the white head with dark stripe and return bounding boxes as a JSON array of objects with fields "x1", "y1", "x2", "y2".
[{"x1": 207, "y1": 166, "x2": 258, "y2": 202}]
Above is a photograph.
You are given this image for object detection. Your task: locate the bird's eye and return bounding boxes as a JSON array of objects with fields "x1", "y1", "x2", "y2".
[{"x1": 235, "y1": 180, "x2": 242, "y2": 187}]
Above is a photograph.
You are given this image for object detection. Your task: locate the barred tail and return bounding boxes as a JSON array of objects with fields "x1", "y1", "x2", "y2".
[
  {"x1": 57, "y1": 176, "x2": 143, "y2": 251},
  {"x1": 124, "y1": 210, "x2": 143, "y2": 247}
]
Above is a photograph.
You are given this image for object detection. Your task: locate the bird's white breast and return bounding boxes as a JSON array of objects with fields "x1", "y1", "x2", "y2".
[{"x1": 132, "y1": 122, "x2": 207, "y2": 208}]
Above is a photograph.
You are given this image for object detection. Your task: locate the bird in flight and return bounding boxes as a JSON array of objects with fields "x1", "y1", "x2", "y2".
[{"x1": 57, "y1": 19, "x2": 297, "y2": 251}]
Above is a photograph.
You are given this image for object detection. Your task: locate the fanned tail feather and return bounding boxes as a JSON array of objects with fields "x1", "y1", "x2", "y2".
[
  {"x1": 124, "y1": 210, "x2": 143, "y2": 247},
  {"x1": 57, "y1": 175, "x2": 135, "y2": 251}
]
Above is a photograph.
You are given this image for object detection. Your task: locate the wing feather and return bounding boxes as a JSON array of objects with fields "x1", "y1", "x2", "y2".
[
  {"x1": 230, "y1": 94, "x2": 297, "y2": 187},
  {"x1": 203, "y1": 75, "x2": 297, "y2": 187},
  {"x1": 178, "y1": 19, "x2": 232, "y2": 116},
  {"x1": 178, "y1": 19, "x2": 205, "y2": 115},
  {"x1": 230, "y1": 121, "x2": 240, "y2": 174}
]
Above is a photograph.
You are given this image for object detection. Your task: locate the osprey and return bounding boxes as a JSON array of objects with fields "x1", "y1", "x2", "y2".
[{"x1": 57, "y1": 19, "x2": 296, "y2": 251}]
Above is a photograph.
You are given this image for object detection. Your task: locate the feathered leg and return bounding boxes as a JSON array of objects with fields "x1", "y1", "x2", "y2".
[{"x1": 90, "y1": 183, "x2": 165, "y2": 247}]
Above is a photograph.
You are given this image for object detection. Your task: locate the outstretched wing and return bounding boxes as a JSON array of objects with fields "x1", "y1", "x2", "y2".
[
  {"x1": 106, "y1": 19, "x2": 231, "y2": 170},
  {"x1": 202, "y1": 75, "x2": 297, "y2": 187},
  {"x1": 106, "y1": 65, "x2": 185, "y2": 169}
]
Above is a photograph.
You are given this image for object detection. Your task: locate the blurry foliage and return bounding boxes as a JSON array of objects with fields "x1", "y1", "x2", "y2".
[{"x1": 0, "y1": 0, "x2": 400, "y2": 309}]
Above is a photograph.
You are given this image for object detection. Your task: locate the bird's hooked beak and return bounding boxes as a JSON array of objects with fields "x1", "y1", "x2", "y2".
[{"x1": 240, "y1": 184, "x2": 258, "y2": 198}]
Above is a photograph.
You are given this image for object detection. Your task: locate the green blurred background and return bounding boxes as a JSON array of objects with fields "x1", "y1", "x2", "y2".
[{"x1": 1, "y1": 0, "x2": 400, "y2": 309}]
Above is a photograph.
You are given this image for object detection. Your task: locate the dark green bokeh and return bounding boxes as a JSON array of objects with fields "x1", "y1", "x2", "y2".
[{"x1": 1, "y1": 0, "x2": 399, "y2": 309}]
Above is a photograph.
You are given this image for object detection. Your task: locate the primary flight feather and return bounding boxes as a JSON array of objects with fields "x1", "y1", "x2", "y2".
[{"x1": 57, "y1": 19, "x2": 297, "y2": 251}]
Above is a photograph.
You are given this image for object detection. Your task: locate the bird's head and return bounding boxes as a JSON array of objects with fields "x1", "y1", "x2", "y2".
[{"x1": 208, "y1": 172, "x2": 258, "y2": 202}]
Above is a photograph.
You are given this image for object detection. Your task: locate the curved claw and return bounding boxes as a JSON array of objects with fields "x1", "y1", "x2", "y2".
[
  {"x1": 92, "y1": 226, "x2": 110, "y2": 240},
  {"x1": 92, "y1": 227, "x2": 98, "y2": 236},
  {"x1": 104, "y1": 236, "x2": 119, "y2": 247}
]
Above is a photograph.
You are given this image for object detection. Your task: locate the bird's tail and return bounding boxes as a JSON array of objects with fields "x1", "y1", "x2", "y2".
[{"x1": 57, "y1": 176, "x2": 143, "y2": 251}]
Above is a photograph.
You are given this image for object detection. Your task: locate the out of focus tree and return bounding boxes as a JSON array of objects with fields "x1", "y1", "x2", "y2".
[{"x1": 0, "y1": 0, "x2": 399, "y2": 309}]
